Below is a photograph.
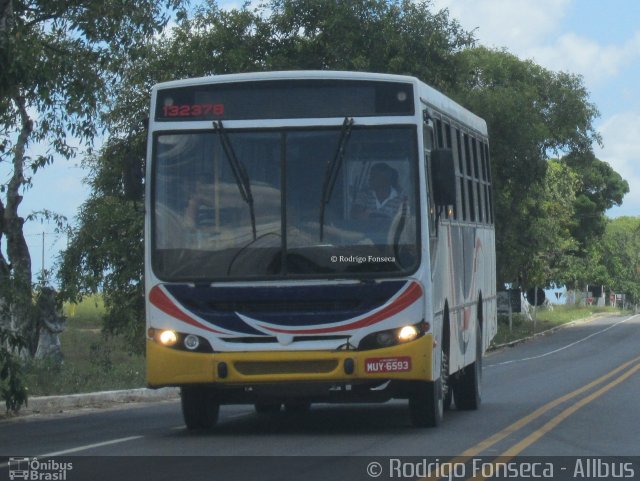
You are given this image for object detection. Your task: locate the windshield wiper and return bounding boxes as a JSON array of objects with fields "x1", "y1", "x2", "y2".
[
  {"x1": 393, "y1": 197, "x2": 408, "y2": 263},
  {"x1": 319, "y1": 117, "x2": 354, "y2": 242},
  {"x1": 213, "y1": 120, "x2": 257, "y2": 240}
]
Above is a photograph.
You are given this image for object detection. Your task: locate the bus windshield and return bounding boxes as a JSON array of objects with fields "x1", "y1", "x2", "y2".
[{"x1": 152, "y1": 126, "x2": 419, "y2": 280}]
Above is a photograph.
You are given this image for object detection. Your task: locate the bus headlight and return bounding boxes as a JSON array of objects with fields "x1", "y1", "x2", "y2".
[
  {"x1": 159, "y1": 330, "x2": 178, "y2": 346},
  {"x1": 358, "y1": 321, "x2": 428, "y2": 350},
  {"x1": 375, "y1": 331, "x2": 396, "y2": 347},
  {"x1": 398, "y1": 325, "x2": 419, "y2": 342},
  {"x1": 149, "y1": 327, "x2": 214, "y2": 353},
  {"x1": 184, "y1": 334, "x2": 200, "y2": 351}
]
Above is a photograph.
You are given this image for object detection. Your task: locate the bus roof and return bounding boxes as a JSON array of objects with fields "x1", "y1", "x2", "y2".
[{"x1": 152, "y1": 71, "x2": 487, "y2": 135}]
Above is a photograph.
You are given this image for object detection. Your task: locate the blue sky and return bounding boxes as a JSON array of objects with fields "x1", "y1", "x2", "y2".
[{"x1": 10, "y1": 0, "x2": 640, "y2": 279}]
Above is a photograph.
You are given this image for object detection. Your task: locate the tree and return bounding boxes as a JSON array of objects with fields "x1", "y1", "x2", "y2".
[
  {"x1": 517, "y1": 160, "x2": 580, "y2": 288},
  {"x1": 58, "y1": 137, "x2": 145, "y2": 352},
  {"x1": 0, "y1": 0, "x2": 184, "y2": 411},
  {"x1": 60, "y1": 0, "x2": 475, "y2": 352},
  {"x1": 562, "y1": 151, "x2": 629, "y2": 248},
  {"x1": 452, "y1": 47, "x2": 602, "y2": 287},
  {"x1": 597, "y1": 217, "x2": 640, "y2": 305}
]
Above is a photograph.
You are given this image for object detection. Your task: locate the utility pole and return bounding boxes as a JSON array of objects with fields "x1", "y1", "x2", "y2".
[{"x1": 41, "y1": 231, "x2": 45, "y2": 281}]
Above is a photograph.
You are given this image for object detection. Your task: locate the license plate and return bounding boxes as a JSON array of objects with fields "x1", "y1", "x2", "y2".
[{"x1": 364, "y1": 356, "x2": 412, "y2": 373}]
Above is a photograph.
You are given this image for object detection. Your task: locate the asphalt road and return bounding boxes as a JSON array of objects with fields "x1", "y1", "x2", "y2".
[{"x1": 1, "y1": 313, "x2": 639, "y2": 481}]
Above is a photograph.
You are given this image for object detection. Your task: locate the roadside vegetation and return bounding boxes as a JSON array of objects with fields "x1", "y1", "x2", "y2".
[
  {"x1": 493, "y1": 305, "x2": 627, "y2": 346},
  {"x1": 22, "y1": 295, "x2": 145, "y2": 397}
]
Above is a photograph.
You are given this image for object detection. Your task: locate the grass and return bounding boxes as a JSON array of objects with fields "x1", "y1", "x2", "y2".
[
  {"x1": 23, "y1": 295, "x2": 146, "y2": 397},
  {"x1": 492, "y1": 305, "x2": 626, "y2": 346}
]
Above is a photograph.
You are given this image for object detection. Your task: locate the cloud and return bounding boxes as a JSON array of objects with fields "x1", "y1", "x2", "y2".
[
  {"x1": 596, "y1": 112, "x2": 640, "y2": 217},
  {"x1": 432, "y1": 0, "x2": 572, "y2": 53},
  {"x1": 526, "y1": 31, "x2": 640, "y2": 85},
  {"x1": 433, "y1": 0, "x2": 640, "y2": 85}
]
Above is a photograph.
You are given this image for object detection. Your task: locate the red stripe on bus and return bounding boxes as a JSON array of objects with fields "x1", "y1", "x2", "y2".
[
  {"x1": 259, "y1": 282, "x2": 423, "y2": 335},
  {"x1": 149, "y1": 286, "x2": 225, "y2": 334}
]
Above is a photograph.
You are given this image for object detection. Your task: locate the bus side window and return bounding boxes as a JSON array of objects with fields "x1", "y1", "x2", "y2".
[
  {"x1": 442, "y1": 122, "x2": 456, "y2": 219},
  {"x1": 435, "y1": 118, "x2": 444, "y2": 148},
  {"x1": 483, "y1": 141, "x2": 494, "y2": 224},
  {"x1": 456, "y1": 129, "x2": 467, "y2": 221},
  {"x1": 444, "y1": 122, "x2": 452, "y2": 148},
  {"x1": 423, "y1": 110, "x2": 437, "y2": 237},
  {"x1": 471, "y1": 138, "x2": 485, "y2": 223},
  {"x1": 464, "y1": 134, "x2": 476, "y2": 222}
]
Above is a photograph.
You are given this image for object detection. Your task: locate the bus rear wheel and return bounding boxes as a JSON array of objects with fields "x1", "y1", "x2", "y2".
[
  {"x1": 181, "y1": 386, "x2": 219, "y2": 430},
  {"x1": 454, "y1": 320, "x2": 483, "y2": 410}
]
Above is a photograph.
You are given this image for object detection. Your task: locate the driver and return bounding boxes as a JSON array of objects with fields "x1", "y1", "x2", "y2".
[{"x1": 351, "y1": 163, "x2": 403, "y2": 221}]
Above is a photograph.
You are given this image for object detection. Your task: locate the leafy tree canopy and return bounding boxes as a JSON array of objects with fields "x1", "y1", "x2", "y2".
[
  {"x1": 452, "y1": 47, "x2": 604, "y2": 286},
  {"x1": 0, "y1": 0, "x2": 185, "y2": 410},
  {"x1": 563, "y1": 151, "x2": 629, "y2": 247}
]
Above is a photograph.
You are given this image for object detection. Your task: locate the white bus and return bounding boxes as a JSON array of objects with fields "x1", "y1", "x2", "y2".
[{"x1": 145, "y1": 71, "x2": 497, "y2": 428}]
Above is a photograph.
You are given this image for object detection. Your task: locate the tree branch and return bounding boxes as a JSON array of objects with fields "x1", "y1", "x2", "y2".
[{"x1": 4, "y1": 94, "x2": 33, "y2": 285}]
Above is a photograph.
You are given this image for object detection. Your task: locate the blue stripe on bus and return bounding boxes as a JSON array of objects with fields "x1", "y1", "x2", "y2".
[{"x1": 163, "y1": 281, "x2": 408, "y2": 334}]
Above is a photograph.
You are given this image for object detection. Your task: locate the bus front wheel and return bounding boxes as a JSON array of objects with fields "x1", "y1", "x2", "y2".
[
  {"x1": 181, "y1": 386, "x2": 219, "y2": 430},
  {"x1": 254, "y1": 402, "x2": 282, "y2": 414},
  {"x1": 408, "y1": 378, "x2": 443, "y2": 427},
  {"x1": 453, "y1": 320, "x2": 483, "y2": 410}
]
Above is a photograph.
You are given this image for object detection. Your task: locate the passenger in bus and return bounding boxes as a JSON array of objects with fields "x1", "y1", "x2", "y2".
[
  {"x1": 184, "y1": 179, "x2": 216, "y2": 228},
  {"x1": 351, "y1": 163, "x2": 404, "y2": 221}
]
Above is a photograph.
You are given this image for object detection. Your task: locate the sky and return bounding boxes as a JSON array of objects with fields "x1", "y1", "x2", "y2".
[{"x1": 9, "y1": 0, "x2": 640, "y2": 280}]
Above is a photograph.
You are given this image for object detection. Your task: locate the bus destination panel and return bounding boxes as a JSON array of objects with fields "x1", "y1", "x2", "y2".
[{"x1": 155, "y1": 79, "x2": 415, "y2": 121}]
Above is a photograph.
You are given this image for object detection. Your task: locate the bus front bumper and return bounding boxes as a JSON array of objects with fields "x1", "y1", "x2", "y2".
[{"x1": 147, "y1": 334, "x2": 433, "y2": 388}]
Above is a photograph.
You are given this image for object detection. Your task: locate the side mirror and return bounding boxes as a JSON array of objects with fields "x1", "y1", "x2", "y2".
[
  {"x1": 123, "y1": 124, "x2": 147, "y2": 201},
  {"x1": 123, "y1": 148, "x2": 144, "y2": 201},
  {"x1": 430, "y1": 148, "x2": 456, "y2": 206}
]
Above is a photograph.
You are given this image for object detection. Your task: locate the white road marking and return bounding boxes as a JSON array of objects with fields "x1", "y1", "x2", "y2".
[
  {"x1": 1, "y1": 435, "x2": 143, "y2": 469},
  {"x1": 38, "y1": 435, "x2": 144, "y2": 457},
  {"x1": 487, "y1": 314, "x2": 638, "y2": 368}
]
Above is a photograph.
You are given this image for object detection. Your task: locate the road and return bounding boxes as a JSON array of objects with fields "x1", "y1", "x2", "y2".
[{"x1": 1, "y1": 313, "x2": 639, "y2": 480}]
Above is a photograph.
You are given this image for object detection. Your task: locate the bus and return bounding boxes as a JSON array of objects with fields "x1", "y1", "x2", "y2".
[{"x1": 145, "y1": 71, "x2": 497, "y2": 428}]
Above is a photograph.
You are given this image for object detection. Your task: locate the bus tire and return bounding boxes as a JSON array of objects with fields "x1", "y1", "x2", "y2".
[
  {"x1": 442, "y1": 309, "x2": 452, "y2": 411},
  {"x1": 443, "y1": 350, "x2": 453, "y2": 411},
  {"x1": 284, "y1": 401, "x2": 311, "y2": 413},
  {"x1": 254, "y1": 402, "x2": 282, "y2": 414},
  {"x1": 181, "y1": 386, "x2": 219, "y2": 430},
  {"x1": 454, "y1": 320, "x2": 483, "y2": 410},
  {"x1": 409, "y1": 378, "x2": 443, "y2": 427}
]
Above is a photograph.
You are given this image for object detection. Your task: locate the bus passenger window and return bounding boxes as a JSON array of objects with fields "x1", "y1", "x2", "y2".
[
  {"x1": 467, "y1": 178, "x2": 476, "y2": 222},
  {"x1": 460, "y1": 178, "x2": 467, "y2": 221},
  {"x1": 464, "y1": 134, "x2": 473, "y2": 179},
  {"x1": 435, "y1": 118, "x2": 443, "y2": 148},
  {"x1": 472, "y1": 138, "x2": 481, "y2": 181},
  {"x1": 444, "y1": 122, "x2": 452, "y2": 148}
]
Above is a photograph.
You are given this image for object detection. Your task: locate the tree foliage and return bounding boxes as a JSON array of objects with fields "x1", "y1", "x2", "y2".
[
  {"x1": 452, "y1": 47, "x2": 604, "y2": 287},
  {"x1": 58, "y1": 138, "x2": 145, "y2": 352},
  {"x1": 519, "y1": 160, "x2": 580, "y2": 288},
  {"x1": 563, "y1": 151, "x2": 629, "y2": 247},
  {"x1": 597, "y1": 217, "x2": 640, "y2": 304},
  {"x1": 1, "y1": 0, "x2": 184, "y2": 410}
]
